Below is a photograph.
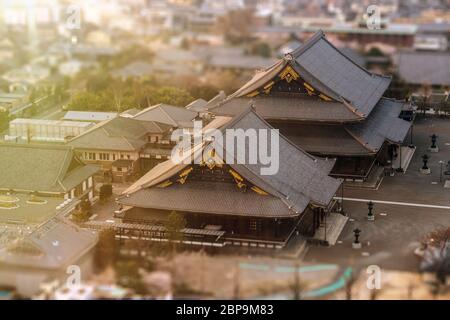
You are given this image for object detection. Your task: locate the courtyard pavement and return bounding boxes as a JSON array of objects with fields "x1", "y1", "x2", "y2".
[{"x1": 306, "y1": 116, "x2": 450, "y2": 272}]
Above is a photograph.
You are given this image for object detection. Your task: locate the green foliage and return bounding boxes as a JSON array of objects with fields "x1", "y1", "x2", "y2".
[
  {"x1": 68, "y1": 80, "x2": 194, "y2": 112},
  {"x1": 251, "y1": 42, "x2": 272, "y2": 58},
  {"x1": 87, "y1": 73, "x2": 113, "y2": 92},
  {"x1": 164, "y1": 211, "x2": 187, "y2": 254},
  {"x1": 72, "y1": 199, "x2": 92, "y2": 223},
  {"x1": 367, "y1": 47, "x2": 384, "y2": 57},
  {"x1": 111, "y1": 45, "x2": 154, "y2": 69},
  {"x1": 94, "y1": 228, "x2": 117, "y2": 273},
  {"x1": 0, "y1": 110, "x2": 9, "y2": 132},
  {"x1": 100, "y1": 184, "x2": 113, "y2": 200},
  {"x1": 143, "y1": 86, "x2": 193, "y2": 107},
  {"x1": 186, "y1": 84, "x2": 219, "y2": 101},
  {"x1": 115, "y1": 259, "x2": 147, "y2": 294}
]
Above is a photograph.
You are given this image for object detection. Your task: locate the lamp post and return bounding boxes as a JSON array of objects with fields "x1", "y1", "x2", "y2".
[
  {"x1": 352, "y1": 228, "x2": 362, "y2": 249},
  {"x1": 367, "y1": 201, "x2": 375, "y2": 221},
  {"x1": 420, "y1": 154, "x2": 431, "y2": 175}
]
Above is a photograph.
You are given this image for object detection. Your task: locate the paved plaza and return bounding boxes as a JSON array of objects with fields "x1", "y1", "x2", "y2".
[{"x1": 306, "y1": 116, "x2": 450, "y2": 272}]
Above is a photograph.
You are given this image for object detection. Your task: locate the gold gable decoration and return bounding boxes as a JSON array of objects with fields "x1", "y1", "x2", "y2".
[
  {"x1": 263, "y1": 81, "x2": 275, "y2": 94},
  {"x1": 251, "y1": 186, "x2": 268, "y2": 195},
  {"x1": 279, "y1": 65, "x2": 299, "y2": 83},
  {"x1": 229, "y1": 169, "x2": 247, "y2": 189},
  {"x1": 246, "y1": 90, "x2": 259, "y2": 98},
  {"x1": 156, "y1": 180, "x2": 173, "y2": 188},
  {"x1": 319, "y1": 93, "x2": 332, "y2": 101},
  {"x1": 177, "y1": 166, "x2": 193, "y2": 185}
]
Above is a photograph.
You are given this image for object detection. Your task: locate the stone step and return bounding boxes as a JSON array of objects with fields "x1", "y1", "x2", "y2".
[{"x1": 311, "y1": 213, "x2": 349, "y2": 246}]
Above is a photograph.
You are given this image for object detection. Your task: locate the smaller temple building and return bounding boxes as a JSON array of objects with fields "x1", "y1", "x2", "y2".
[{"x1": 117, "y1": 108, "x2": 343, "y2": 249}]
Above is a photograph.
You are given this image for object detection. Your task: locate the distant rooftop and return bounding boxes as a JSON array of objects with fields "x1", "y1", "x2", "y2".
[
  {"x1": 0, "y1": 217, "x2": 97, "y2": 270},
  {"x1": 133, "y1": 103, "x2": 197, "y2": 128},
  {"x1": 10, "y1": 118, "x2": 94, "y2": 128},
  {"x1": 67, "y1": 116, "x2": 171, "y2": 152},
  {"x1": 396, "y1": 50, "x2": 450, "y2": 86},
  {"x1": 0, "y1": 143, "x2": 99, "y2": 193},
  {"x1": 63, "y1": 111, "x2": 118, "y2": 122}
]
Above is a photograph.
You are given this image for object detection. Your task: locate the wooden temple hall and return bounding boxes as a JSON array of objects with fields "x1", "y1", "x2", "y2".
[
  {"x1": 211, "y1": 31, "x2": 414, "y2": 181},
  {"x1": 117, "y1": 108, "x2": 343, "y2": 249}
]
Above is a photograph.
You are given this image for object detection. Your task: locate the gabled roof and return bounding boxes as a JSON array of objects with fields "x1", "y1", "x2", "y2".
[
  {"x1": 221, "y1": 31, "x2": 391, "y2": 120},
  {"x1": 119, "y1": 108, "x2": 341, "y2": 217},
  {"x1": 0, "y1": 218, "x2": 97, "y2": 270},
  {"x1": 211, "y1": 96, "x2": 363, "y2": 122},
  {"x1": 282, "y1": 98, "x2": 412, "y2": 156},
  {"x1": 185, "y1": 98, "x2": 208, "y2": 112},
  {"x1": 346, "y1": 98, "x2": 412, "y2": 152},
  {"x1": 63, "y1": 111, "x2": 117, "y2": 122},
  {"x1": 0, "y1": 143, "x2": 99, "y2": 193},
  {"x1": 133, "y1": 103, "x2": 197, "y2": 128},
  {"x1": 289, "y1": 31, "x2": 391, "y2": 116},
  {"x1": 67, "y1": 117, "x2": 171, "y2": 152}
]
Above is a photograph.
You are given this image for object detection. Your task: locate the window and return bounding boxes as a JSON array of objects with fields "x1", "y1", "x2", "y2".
[{"x1": 99, "y1": 153, "x2": 110, "y2": 161}]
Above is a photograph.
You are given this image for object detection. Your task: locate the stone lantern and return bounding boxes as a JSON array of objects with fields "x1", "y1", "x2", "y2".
[
  {"x1": 429, "y1": 134, "x2": 439, "y2": 152},
  {"x1": 420, "y1": 154, "x2": 431, "y2": 174},
  {"x1": 352, "y1": 228, "x2": 362, "y2": 249},
  {"x1": 367, "y1": 201, "x2": 375, "y2": 221}
]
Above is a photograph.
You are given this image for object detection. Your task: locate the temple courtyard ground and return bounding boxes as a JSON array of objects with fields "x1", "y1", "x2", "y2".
[{"x1": 306, "y1": 115, "x2": 450, "y2": 272}]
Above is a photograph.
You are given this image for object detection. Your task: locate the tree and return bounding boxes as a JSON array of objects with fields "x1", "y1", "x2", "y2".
[
  {"x1": 141, "y1": 86, "x2": 194, "y2": 108},
  {"x1": 290, "y1": 263, "x2": 303, "y2": 300},
  {"x1": 115, "y1": 260, "x2": 147, "y2": 294},
  {"x1": 251, "y1": 42, "x2": 272, "y2": 58},
  {"x1": 100, "y1": 184, "x2": 113, "y2": 201},
  {"x1": 94, "y1": 228, "x2": 117, "y2": 273},
  {"x1": 0, "y1": 110, "x2": 9, "y2": 132},
  {"x1": 86, "y1": 73, "x2": 113, "y2": 92},
  {"x1": 164, "y1": 211, "x2": 186, "y2": 255}
]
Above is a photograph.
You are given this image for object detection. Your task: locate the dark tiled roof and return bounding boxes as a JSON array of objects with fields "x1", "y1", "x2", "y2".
[
  {"x1": 0, "y1": 143, "x2": 99, "y2": 193},
  {"x1": 119, "y1": 181, "x2": 296, "y2": 218},
  {"x1": 396, "y1": 51, "x2": 450, "y2": 86},
  {"x1": 346, "y1": 98, "x2": 412, "y2": 151},
  {"x1": 282, "y1": 99, "x2": 412, "y2": 155},
  {"x1": 67, "y1": 117, "x2": 170, "y2": 152},
  {"x1": 222, "y1": 108, "x2": 341, "y2": 209},
  {"x1": 281, "y1": 124, "x2": 370, "y2": 156},
  {"x1": 185, "y1": 98, "x2": 208, "y2": 112},
  {"x1": 119, "y1": 108, "x2": 341, "y2": 216},
  {"x1": 291, "y1": 31, "x2": 391, "y2": 117},
  {"x1": 133, "y1": 103, "x2": 197, "y2": 128},
  {"x1": 219, "y1": 31, "x2": 391, "y2": 120},
  {"x1": 211, "y1": 96, "x2": 362, "y2": 122}
]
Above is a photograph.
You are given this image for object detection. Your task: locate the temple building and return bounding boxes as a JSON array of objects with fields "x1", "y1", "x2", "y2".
[
  {"x1": 211, "y1": 31, "x2": 413, "y2": 182},
  {"x1": 116, "y1": 108, "x2": 343, "y2": 249}
]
